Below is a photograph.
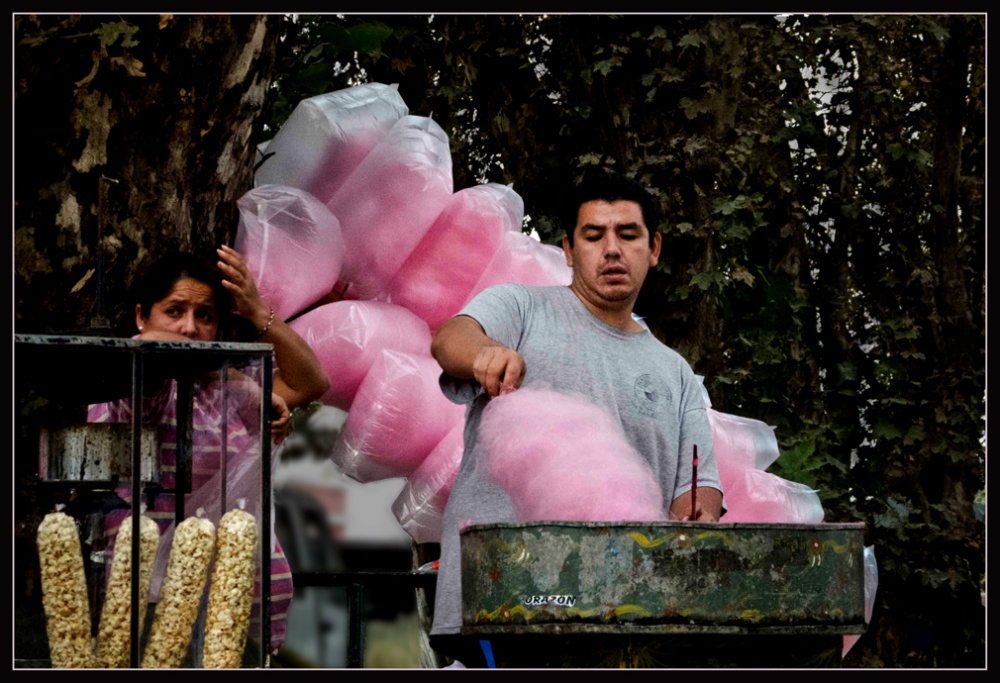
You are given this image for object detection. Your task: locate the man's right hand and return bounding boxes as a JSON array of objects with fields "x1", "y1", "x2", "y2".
[
  {"x1": 431, "y1": 315, "x2": 527, "y2": 397},
  {"x1": 472, "y1": 345, "x2": 526, "y2": 397}
]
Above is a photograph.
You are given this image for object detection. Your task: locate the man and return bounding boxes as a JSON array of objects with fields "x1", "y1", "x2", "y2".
[{"x1": 428, "y1": 170, "x2": 724, "y2": 667}]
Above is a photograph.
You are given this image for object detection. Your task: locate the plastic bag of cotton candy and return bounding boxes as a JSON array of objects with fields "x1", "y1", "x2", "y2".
[
  {"x1": 328, "y1": 115, "x2": 454, "y2": 301},
  {"x1": 234, "y1": 185, "x2": 345, "y2": 322},
  {"x1": 707, "y1": 409, "x2": 824, "y2": 524},
  {"x1": 254, "y1": 82, "x2": 409, "y2": 205},
  {"x1": 331, "y1": 350, "x2": 465, "y2": 483},
  {"x1": 288, "y1": 300, "x2": 432, "y2": 411},
  {"x1": 391, "y1": 422, "x2": 464, "y2": 543},
  {"x1": 465, "y1": 228, "x2": 573, "y2": 304},
  {"x1": 477, "y1": 386, "x2": 667, "y2": 523},
  {"x1": 385, "y1": 183, "x2": 524, "y2": 331},
  {"x1": 842, "y1": 545, "x2": 879, "y2": 657}
]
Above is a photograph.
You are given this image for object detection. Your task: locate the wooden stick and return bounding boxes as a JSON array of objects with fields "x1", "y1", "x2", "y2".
[{"x1": 690, "y1": 444, "x2": 698, "y2": 520}]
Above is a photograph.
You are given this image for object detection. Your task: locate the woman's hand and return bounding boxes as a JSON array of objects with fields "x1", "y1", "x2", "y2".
[
  {"x1": 270, "y1": 392, "x2": 291, "y2": 445},
  {"x1": 217, "y1": 244, "x2": 272, "y2": 332}
]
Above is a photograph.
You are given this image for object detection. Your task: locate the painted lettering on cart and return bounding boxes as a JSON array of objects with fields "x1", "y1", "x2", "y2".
[{"x1": 523, "y1": 595, "x2": 578, "y2": 607}]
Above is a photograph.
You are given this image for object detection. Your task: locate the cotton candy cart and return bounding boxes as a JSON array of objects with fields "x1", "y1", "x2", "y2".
[{"x1": 460, "y1": 521, "x2": 867, "y2": 668}]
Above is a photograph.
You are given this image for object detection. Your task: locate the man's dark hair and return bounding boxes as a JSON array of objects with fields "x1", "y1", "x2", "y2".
[
  {"x1": 132, "y1": 251, "x2": 234, "y2": 338},
  {"x1": 562, "y1": 170, "x2": 660, "y2": 247}
]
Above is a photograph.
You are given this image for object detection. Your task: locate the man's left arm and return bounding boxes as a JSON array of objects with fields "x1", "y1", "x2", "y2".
[
  {"x1": 668, "y1": 371, "x2": 725, "y2": 522},
  {"x1": 668, "y1": 487, "x2": 723, "y2": 522}
]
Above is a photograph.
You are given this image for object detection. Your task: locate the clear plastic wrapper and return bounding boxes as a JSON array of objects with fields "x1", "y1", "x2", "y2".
[
  {"x1": 842, "y1": 545, "x2": 879, "y2": 656},
  {"x1": 386, "y1": 183, "x2": 523, "y2": 331},
  {"x1": 718, "y1": 468, "x2": 824, "y2": 524},
  {"x1": 328, "y1": 115, "x2": 454, "y2": 301},
  {"x1": 466, "y1": 229, "x2": 573, "y2": 302},
  {"x1": 331, "y1": 350, "x2": 465, "y2": 483},
  {"x1": 390, "y1": 422, "x2": 464, "y2": 543},
  {"x1": 708, "y1": 407, "x2": 824, "y2": 524},
  {"x1": 706, "y1": 408, "x2": 781, "y2": 472},
  {"x1": 288, "y1": 300, "x2": 432, "y2": 411},
  {"x1": 477, "y1": 386, "x2": 667, "y2": 523},
  {"x1": 254, "y1": 82, "x2": 408, "y2": 205},
  {"x1": 235, "y1": 184, "x2": 345, "y2": 321}
]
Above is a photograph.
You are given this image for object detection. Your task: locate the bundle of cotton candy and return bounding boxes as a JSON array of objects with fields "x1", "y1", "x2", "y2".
[
  {"x1": 707, "y1": 408, "x2": 824, "y2": 524},
  {"x1": 385, "y1": 183, "x2": 524, "y2": 331},
  {"x1": 254, "y1": 82, "x2": 409, "y2": 205},
  {"x1": 477, "y1": 387, "x2": 667, "y2": 522},
  {"x1": 391, "y1": 422, "x2": 464, "y2": 543},
  {"x1": 331, "y1": 350, "x2": 465, "y2": 483},
  {"x1": 288, "y1": 300, "x2": 432, "y2": 411},
  {"x1": 234, "y1": 185, "x2": 346, "y2": 321},
  {"x1": 328, "y1": 115, "x2": 454, "y2": 301},
  {"x1": 467, "y1": 229, "x2": 573, "y2": 303},
  {"x1": 707, "y1": 409, "x2": 781, "y2": 474},
  {"x1": 720, "y1": 469, "x2": 824, "y2": 524}
]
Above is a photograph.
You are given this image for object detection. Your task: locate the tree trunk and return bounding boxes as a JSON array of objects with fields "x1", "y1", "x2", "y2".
[{"x1": 15, "y1": 15, "x2": 279, "y2": 335}]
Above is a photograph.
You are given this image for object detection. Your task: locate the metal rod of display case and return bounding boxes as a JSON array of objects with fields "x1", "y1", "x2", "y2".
[
  {"x1": 220, "y1": 360, "x2": 229, "y2": 515},
  {"x1": 261, "y1": 352, "x2": 272, "y2": 668},
  {"x1": 130, "y1": 350, "x2": 143, "y2": 668},
  {"x1": 176, "y1": 374, "x2": 193, "y2": 522}
]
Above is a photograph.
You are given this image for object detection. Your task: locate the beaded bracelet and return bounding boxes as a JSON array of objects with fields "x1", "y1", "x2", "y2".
[{"x1": 257, "y1": 306, "x2": 275, "y2": 338}]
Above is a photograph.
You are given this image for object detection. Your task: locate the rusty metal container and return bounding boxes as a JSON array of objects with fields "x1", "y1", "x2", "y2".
[{"x1": 460, "y1": 521, "x2": 866, "y2": 667}]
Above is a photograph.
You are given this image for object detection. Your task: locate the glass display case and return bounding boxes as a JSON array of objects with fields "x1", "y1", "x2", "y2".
[{"x1": 14, "y1": 334, "x2": 275, "y2": 668}]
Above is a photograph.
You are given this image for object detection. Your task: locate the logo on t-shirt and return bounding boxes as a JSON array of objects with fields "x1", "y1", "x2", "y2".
[{"x1": 633, "y1": 373, "x2": 671, "y2": 416}]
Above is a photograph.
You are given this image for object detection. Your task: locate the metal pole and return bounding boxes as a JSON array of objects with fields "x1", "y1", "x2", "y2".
[
  {"x1": 129, "y1": 349, "x2": 143, "y2": 668},
  {"x1": 261, "y1": 352, "x2": 272, "y2": 667}
]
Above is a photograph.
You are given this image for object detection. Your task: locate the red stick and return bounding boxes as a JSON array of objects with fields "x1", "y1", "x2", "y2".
[{"x1": 690, "y1": 444, "x2": 698, "y2": 520}]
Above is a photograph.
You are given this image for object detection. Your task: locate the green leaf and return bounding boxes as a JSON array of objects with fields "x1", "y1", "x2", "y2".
[
  {"x1": 94, "y1": 20, "x2": 140, "y2": 49},
  {"x1": 678, "y1": 31, "x2": 705, "y2": 49},
  {"x1": 593, "y1": 59, "x2": 615, "y2": 76},
  {"x1": 689, "y1": 271, "x2": 725, "y2": 292},
  {"x1": 873, "y1": 421, "x2": 903, "y2": 441}
]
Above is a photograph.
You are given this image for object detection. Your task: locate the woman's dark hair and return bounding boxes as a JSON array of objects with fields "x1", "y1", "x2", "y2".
[
  {"x1": 562, "y1": 170, "x2": 661, "y2": 247},
  {"x1": 132, "y1": 252, "x2": 233, "y2": 339}
]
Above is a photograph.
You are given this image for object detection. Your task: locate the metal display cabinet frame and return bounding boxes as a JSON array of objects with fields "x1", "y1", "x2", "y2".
[{"x1": 14, "y1": 334, "x2": 274, "y2": 668}]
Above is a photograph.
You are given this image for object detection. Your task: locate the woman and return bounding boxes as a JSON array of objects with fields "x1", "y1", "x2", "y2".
[{"x1": 88, "y1": 246, "x2": 329, "y2": 661}]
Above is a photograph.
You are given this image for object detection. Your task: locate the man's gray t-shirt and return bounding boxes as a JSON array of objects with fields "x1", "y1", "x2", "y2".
[{"x1": 430, "y1": 283, "x2": 722, "y2": 636}]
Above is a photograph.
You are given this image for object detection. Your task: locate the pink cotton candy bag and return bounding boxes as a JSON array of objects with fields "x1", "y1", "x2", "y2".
[
  {"x1": 328, "y1": 115, "x2": 454, "y2": 301},
  {"x1": 288, "y1": 300, "x2": 432, "y2": 411},
  {"x1": 331, "y1": 350, "x2": 465, "y2": 483},
  {"x1": 386, "y1": 183, "x2": 524, "y2": 331},
  {"x1": 235, "y1": 185, "x2": 345, "y2": 321},
  {"x1": 391, "y1": 422, "x2": 465, "y2": 543},
  {"x1": 254, "y1": 82, "x2": 409, "y2": 205},
  {"x1": 707, "y1": 407, "x2": 823, "y2": 524}
]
